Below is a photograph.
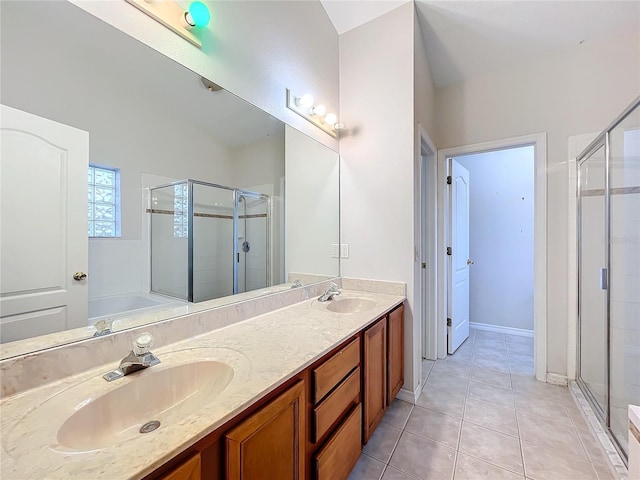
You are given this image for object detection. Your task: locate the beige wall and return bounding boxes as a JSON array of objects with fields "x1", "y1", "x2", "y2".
[
  {"x1": 434, "y1": 26, "x2": 640, "y2": 375},
  {"x1": 414, "y1": 13, "x2": 437, "y2": 142},
  {"x1": 340, "y1": 3, "x2": 424, "y2": 395}
]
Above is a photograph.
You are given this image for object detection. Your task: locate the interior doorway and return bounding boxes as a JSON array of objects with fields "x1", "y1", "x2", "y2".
[
  {"x1": 435, "y1": 134, "x2": 547, "y2": 381},
  {"x1": 446, "y1": 147, "x2": 536, "y2": 374}
]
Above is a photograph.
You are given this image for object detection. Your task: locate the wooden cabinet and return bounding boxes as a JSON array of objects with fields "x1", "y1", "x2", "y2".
[
  {"x1": 159, "y1": 454, "x2": 201, "y2": 480},
  {"x1": 387, "y1": 304, "x2": 405, "y2": 405},
  {"x1": 363, "y1": 317, "x2": 387, "y2": 443},
  {"x1": 225, "y1": 381, "x2": 305, "y2": 480}
]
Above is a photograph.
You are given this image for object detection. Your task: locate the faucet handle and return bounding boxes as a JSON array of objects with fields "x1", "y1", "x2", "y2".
[
  {"x1": 93, "y1": 318, "x2": 114, "y2": 337},
  {"x1": 132, "y1": 332, "x2": 154, "y2": 355},
  {"x1": 329, "y1": 282, "x2": 339, "y2": 291}
]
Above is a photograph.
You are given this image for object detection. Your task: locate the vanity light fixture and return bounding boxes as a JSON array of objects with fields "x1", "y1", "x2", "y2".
[
  {"x1": 184, "y1": 1, "x2": 211, "y2": 28},
  {"x1": 295, "y1": 94, "x2": 315, "y2": 109},
  {"x1": 286, "y1": 89, "x2": 341, "y2": 138},
  {"x1": 324, "y1": 112, "x2": 337, "y2": 126},
  {"x1": 125, "y1": 0, "x2": 210, "y2": 49},
  {"x1": 310, "y1": 105, "x2": 326, "y2": 116}
]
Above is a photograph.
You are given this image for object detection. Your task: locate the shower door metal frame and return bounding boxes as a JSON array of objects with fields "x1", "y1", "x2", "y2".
[
  {"x1": 575, "y1": 95, "x2": 640, "y2": 462},
  {"x1": 233, "y1": 190, "x2": 272, "y2": 295},
  {"x1": 576, "y1": 133, "x2": 610, "y2": 426}
]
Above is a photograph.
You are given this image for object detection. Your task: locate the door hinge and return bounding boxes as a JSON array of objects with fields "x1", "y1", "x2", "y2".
[
  {"x1": 446, "y1": 247, "x2": 452, "y2": 256},
  {"x1": 446, "y1": 175, "x2": 452, "y2": 185},
  {"x1": 421, "y1": 262, "x2": 426, "y2": 269},
  {"x1": 447, "y1": 318, "x2": 452, "y2": 327}
]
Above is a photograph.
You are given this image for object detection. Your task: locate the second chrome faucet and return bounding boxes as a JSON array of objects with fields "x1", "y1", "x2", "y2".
[
  {"x1": 103, "y1": 333, "x2": 160, "y2": 382},
  {"x1": 318, "y1": 283, "x2": 341, "y2": 302}
]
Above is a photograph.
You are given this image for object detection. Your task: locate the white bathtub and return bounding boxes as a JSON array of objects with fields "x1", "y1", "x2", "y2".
[{"x1": 88, "y1": 293, "x2": 184, "y2": 323}]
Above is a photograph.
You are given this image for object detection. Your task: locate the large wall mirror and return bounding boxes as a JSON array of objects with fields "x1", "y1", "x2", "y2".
[{"x1": 0, "y1": 1, "x2": 340, "y2": 358}]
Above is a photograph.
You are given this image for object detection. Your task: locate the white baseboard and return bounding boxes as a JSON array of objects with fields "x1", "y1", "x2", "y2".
[
  {"x1": 546, "y1": 373, "x2": 568, "y2": 386},
  {"x1": 397, "y1": 386, "x2": 420, "y2": 404},
  {"x1": 470, "y1": 322, "x2": 533, "y2": 338}
]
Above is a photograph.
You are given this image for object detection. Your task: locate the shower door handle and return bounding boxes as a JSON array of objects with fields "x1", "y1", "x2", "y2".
[
  {"x1": 599, "y1": 268, "x2": 608, "y2": 290},
  {"x1": 237, "y1": 253, "x2": 240, "y2": 263}
]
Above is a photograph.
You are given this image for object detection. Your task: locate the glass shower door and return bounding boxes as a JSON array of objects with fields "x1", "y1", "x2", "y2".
[
  {"x1": 191, "y1": 182, "x2": 235, "y2": 303},
  {"x1": 235, "y1": 192, "x2": 270, "y2": 294},
  {"x1": 150, "y1": 182, "x2": 189, "y2": 300},
  {"x1": 608, "y1": 108, "x2": 640, "y2": 455},
  {"x1": 577, "y1": 141, "x2": 608, "y2": 416}
]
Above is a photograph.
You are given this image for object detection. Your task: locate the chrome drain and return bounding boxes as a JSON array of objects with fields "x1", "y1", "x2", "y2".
[{"x1": 139, "y1": 420, "x2": 160, "y2": 434}]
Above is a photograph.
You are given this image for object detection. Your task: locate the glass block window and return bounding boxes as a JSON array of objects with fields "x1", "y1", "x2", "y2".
[
  {"x1": 174, "y1": 184, "x2": 189, "y2": 238},
  {"x1": 88, "y1": 165, "x2": 121, "y2": 237}
]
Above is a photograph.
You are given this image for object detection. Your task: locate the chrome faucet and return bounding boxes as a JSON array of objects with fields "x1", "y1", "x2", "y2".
[
  {"x1": 103, "y1": 332, "x2": 160, "y2": 382},
  {"x1": 291, "y1": 279, "x2": 303, "y2": 288},
  {"x1": 318, "y1": 283, "x2": 341, "y2": 302}
]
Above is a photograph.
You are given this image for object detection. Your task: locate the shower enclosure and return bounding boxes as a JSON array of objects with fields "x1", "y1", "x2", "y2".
[
  {"x1": 149, "y1": 180, "x2": 270, "y2": 303},
  {"x1": 577, "y1": 97, "x2": 640, "y2": 461}
]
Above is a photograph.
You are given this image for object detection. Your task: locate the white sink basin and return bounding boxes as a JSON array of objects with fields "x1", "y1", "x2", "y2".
[
  {"x1": 326, "y1": 298, "x2": 376, "y2": 314},
  {"x1": 57, "y1": 360, "x2": 233, "y2": 451}
]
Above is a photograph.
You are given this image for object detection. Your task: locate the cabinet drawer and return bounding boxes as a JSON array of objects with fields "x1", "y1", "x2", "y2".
[
  {"x1": 313, "y1": 338, "x2": 360, "y2": 403},
  {"x1": 313, "y1": 367, "x2": 360, "y2": 442},
  {"x1": 315, "y1": 404, "x2": 362, "y2": 480}
]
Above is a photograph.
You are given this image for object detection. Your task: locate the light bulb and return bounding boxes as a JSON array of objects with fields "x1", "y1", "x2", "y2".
[
  {"x1": 324, "y1": 113, "x2": 337, "y2": 126},
  {"x1": 296, "y1": 94, "x2": 314, "y2": 109},
  {"x1": 310, "y1": 105, "x2": 326, "y2": 116},
  {"x1": 185, "y1": 1, "x2": 210, "y2": 28}
]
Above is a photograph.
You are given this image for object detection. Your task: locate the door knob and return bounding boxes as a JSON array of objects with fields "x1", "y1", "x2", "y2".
[
  {"x1": 73, "y1": 272, "x2": 87, "y2": 281},
  {"x1": 467, "y1": 259, "x2": 474, "y2": 265}
]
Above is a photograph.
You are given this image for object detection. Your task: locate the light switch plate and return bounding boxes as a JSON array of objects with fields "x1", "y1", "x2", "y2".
[
  {"x1": 331, "y1": 244, "x2": 340, "y2": 258},
  {"x1": 340, "y1": 244, "x2": 349, "y2": 259}
]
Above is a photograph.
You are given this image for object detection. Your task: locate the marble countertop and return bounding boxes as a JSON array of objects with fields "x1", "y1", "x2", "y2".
[{"x1": 0, "y1": 289, "x2": 404, "y2": 480}]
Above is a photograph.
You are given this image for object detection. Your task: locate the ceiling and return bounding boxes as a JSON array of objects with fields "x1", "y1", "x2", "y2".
[{"x1": 321, "y1": 0, "x2": 640, "y2": 87}]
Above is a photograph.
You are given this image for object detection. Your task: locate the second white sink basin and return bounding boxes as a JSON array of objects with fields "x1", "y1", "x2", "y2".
[
  {"x1": 326, "y1": 298, "x2": 376, "y2": 314},
  {"x1": 57, "y1": 360, "x2": 233, "y2": 451}
]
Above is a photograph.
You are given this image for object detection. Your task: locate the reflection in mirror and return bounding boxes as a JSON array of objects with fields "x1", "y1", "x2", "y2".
[{"x1": 0, "y1": 1, "x2": 340, "y2": 358}]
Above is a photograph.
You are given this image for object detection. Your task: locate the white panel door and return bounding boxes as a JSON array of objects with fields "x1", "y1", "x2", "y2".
[
  {"x1": 0, "y1": 104, "x2": 89, "y2": 343},
  {"x1": 448, "y1": 158, "x2": 471, "y2": 353}
]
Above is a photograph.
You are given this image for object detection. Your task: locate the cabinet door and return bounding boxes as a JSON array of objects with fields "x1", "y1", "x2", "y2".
[
  {"x1": 159, "y1": 454, "x2": 200, "y2": 480},
  {"x1": 363, "y1": 318, "x2": 387, "y2": 443},
  {"x1": 387, "y1": 304, "x2": 405, "y2": 404},
  {"x1": 226, "y1": 381, "x2": 305, "y2": 480}
]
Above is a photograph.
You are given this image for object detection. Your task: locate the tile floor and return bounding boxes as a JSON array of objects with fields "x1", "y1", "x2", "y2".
[{"x1": 348, "y1": 328, "x2": 617, "y2": 480}]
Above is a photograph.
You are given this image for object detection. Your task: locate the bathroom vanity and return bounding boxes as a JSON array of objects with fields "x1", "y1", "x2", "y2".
[
  {"x1": 145, "y1": 304, "x2": 404, "y2": 480},
  {"x1": 0, "y1": 283, "x2": 405, "y2": 480}
]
